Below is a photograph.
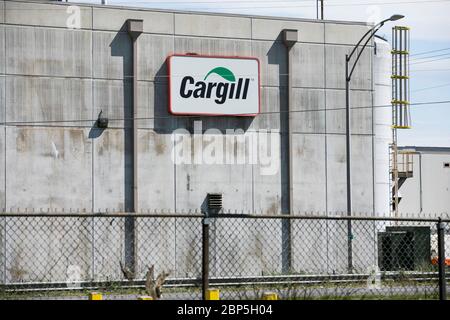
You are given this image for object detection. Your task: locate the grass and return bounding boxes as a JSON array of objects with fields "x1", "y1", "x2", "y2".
[
  {"x1": 0, "y1": 283, "x2": 204, "y2": 300},
  {"x1": 0, "y1": 279, "x2": 443, "y2": 300}
]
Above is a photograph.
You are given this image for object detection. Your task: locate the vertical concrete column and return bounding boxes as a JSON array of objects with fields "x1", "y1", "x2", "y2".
[
  {"x1": 125, "y1": 19, "x2": 143, "y2": 275},
  {"x1": 282, "y1": 29, "x2": 298, "y2": 274}
]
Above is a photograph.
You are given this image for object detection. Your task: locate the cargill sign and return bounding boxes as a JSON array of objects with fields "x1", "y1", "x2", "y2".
[{"x1": 167, "y1": 54, "x2": 260, "y2": 116}]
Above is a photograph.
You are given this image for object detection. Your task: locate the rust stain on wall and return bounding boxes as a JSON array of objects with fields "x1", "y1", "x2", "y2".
[
  {"x1": 16, "y1": 130, "x2": 28, "y2": 153},
  {"x1": 155, "y1": 141, "x2": 166, "y2": 155}
]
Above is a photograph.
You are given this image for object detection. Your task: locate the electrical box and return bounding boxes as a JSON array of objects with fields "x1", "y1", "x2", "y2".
[{"x1": 378, "y1": 226, "x2": 431, "y2": 271}]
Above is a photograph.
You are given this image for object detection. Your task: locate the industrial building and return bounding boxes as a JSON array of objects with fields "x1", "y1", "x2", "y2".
[
  {"x1": 0, "y1": 0, "x2": 400, "y2": 284},
  {"x1": 397, "y1": 146, "x2": 450, "y2": 216},
  {"x1": 0, "y1": 0, "x2": 388, "y2": 215}
]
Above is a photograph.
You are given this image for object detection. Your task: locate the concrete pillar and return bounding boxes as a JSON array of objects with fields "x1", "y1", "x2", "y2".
[
  {"x1": 281, "y1": 29, "x2": 298, "y2": 274},
  {"x1": 125, "y1": 19, "x2": 143, "y2": 276}
]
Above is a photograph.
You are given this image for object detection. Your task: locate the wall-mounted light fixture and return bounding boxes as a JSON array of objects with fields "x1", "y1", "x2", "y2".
[{"x1": 96, "y1": 110, "x2": 109, "y2": 129}]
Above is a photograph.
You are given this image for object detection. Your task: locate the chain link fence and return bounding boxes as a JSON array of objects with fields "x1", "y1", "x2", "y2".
[
  {"x1": 208, "y1": 215, "x2": 448, "y2": 300},
  {"x1": 0, "y1": 213, "x2": 448, "y2": 300}
]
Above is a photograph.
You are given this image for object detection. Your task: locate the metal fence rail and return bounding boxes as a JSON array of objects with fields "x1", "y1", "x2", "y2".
[{"x1": 0, "y1": 213, "x2": 448, "y2": 300}]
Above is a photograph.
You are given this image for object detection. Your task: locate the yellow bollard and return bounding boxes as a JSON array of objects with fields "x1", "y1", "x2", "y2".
[
  {"x1": 89, "y1": 292, "x2": 103, "y2": 300},
  {"x1": 262, "y1": 292, "x2": 278, "y2": 300},
  {"x1": 206, "y1": 288, "x2": 220, "y2": 300},
  {"x1": 138, "y1": 296, "x2": 153, "y2": 300}
]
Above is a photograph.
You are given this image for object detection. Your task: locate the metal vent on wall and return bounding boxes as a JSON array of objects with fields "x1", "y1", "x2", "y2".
[{"x1": 207, "y1": 193, "x2": 223, "y2": 214}]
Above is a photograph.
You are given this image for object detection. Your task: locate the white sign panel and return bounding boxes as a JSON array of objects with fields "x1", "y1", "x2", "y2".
[{"x1": 168, "y1": 55, "x2": 260, "y2": 116}]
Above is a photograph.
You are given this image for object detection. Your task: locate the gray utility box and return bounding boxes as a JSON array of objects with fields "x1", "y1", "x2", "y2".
[{"x1": 378, "y1": 226, "x2": 431, "y2": 271}]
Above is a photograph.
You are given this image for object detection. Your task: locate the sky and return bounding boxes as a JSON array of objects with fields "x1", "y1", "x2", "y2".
[{"x1": 73, "y1": 0, "x2": 450, "y2": 147}]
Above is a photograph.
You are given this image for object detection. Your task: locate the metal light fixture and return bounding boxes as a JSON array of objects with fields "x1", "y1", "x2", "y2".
[
  {"x1": 390, "y1": 14, "x2": 405, "y2": 21},
  {"x1": 96, "y1": 110, "x2": 108, "y2": 129}
]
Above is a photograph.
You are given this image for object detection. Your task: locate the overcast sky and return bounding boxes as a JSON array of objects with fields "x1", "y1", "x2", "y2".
[{"x1": 74, "y1": 0, "x2": 450, "y2": 147}]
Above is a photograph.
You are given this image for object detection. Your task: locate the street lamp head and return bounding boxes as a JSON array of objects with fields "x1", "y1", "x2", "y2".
[{"x1": 389, "y1": 14, "x2": 405, "y2": 21}]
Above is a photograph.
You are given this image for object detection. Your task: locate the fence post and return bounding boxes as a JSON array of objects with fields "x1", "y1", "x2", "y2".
[
  {"x1": 202, "y1": 214, "x2": 210, "y2": 301},
  {"x1": 437, "y1": 218, "x2": 447, "y2": 300}
]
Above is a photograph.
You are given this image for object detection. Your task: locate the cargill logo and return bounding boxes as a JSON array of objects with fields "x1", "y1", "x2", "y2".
[{"x1": 179, "y1": 67, "x2": 251, "y2": 104}]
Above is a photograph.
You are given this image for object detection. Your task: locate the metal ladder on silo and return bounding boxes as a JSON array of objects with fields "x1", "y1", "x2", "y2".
[{"x1": 390, "y1": 26, "x2": 412, "y2": 218}]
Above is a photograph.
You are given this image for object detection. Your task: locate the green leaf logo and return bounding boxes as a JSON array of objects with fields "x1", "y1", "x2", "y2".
[{"x1": 204, "y1": 67, "x2": 236, "y2": 82}]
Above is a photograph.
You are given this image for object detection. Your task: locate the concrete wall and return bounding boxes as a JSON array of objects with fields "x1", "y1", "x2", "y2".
[{"x1": 0, "y1": 0, "x2": 378, "y2": 281}]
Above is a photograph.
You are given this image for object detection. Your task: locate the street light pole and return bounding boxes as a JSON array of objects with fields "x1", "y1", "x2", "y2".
[
  {"x1": 345, "y1": 14, "x2": 404, "y2": 273},
  {"x1": 345, "y1": 53, "x2": 353, "y2": 273}
]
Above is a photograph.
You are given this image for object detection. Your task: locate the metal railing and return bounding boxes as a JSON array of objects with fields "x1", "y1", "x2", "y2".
[
  {"x1": 397, "y1": 151, "x2": 414, "y2": 176},
  {"x1": 0, "y1": 212, "x2": 448, "y2": 300}
]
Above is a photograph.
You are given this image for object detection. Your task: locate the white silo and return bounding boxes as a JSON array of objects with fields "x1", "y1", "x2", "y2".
[{"x1": 373, "y1": 36, "x2": 393, "y2": 217}]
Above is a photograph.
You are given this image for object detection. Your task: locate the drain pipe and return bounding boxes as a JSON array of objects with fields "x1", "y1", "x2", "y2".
[
  {"x1": 126, "y1": 19, "x2": 143, "y2": 276},
  {"x1": 282, "y1": 29, "x2": 298, "y2": 273}
]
